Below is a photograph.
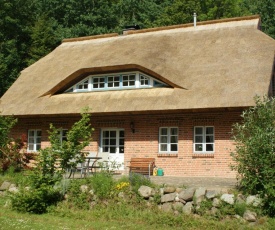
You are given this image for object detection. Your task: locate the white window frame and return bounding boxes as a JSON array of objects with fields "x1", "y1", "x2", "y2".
[
  {"x1": 159, "y1": 127, "x2": 178, "y2": 153},
  {"x1": 28, "y1": 129, "x2": 42, "y2": 152},
  {"x1": 193, "y1": 126, "x2": 215, "y2": 153},
  {"x1": 100, "y1": 129, "x2": 124, "y2": 154},
  {"x1": 58, "y1": 129, "x2": 68, "y2": 144},
  {"x1": 65, "y1": 71, "x2": 168, "y2": 93}
]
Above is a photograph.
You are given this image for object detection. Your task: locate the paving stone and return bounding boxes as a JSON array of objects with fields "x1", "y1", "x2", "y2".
[{"x1": 0, "y1": 181, "x2": 11, "y2": 191}]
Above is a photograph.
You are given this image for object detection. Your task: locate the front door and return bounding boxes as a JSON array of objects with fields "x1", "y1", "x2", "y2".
[{"x1": 101, "y1": 129, "x2": 124, "y2": 170}]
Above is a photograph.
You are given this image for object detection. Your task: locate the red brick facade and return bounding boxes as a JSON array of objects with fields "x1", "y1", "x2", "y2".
[{"x1": 11, "y1": 109, "x2": 243, "y2": 178}]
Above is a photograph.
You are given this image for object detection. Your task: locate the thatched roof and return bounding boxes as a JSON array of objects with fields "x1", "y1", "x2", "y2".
[{"x1": 1, "y1": 15, "x2": 275, "y2": 116}]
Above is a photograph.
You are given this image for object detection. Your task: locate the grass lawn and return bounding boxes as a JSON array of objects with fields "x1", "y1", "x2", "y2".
[{"x1": 1, "y1": 196, "x2": 275, "y2": 230}]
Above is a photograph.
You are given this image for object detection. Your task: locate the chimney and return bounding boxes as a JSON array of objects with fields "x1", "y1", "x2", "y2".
[
  {"x1": 193, "y1": 13, "x2": 197, "y2": 27},
  {"x1": 123, "y1": 25, "x2": 140, "y2": 35}
]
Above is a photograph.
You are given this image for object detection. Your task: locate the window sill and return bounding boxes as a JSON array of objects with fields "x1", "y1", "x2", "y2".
[
  {"x1": 157, "y1": 153, "x2": 178, "y2": 157},
  {"x1": 192, "y1": 153, "x2": 214, "y2": 158}
]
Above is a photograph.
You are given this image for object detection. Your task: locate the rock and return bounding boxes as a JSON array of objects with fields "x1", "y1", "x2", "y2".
[
  {"x1": 179, "y1": 198, "x2": 186, "y2": 205},
  {"x1": 173, "y1": 202, "x2": 184, "y2": 211},
  {"x1": 205, "y1": 189, "x2": 220, "y2": 199},
  {"x1": 246, "y1": 195, "x2": 262, "y2": 207},
  {"x1": 212, "y1": 198, "x2": 221, "y2": 207},
  {"x1": 161, "y1": 192, "x2": 177, "y2": 203},
  {"x1": 220, "y1": 194, "x2": 235, "y2": 205},
  {"x1": 243, "y1": 210, "x2": 257, "y2": 222},
  {"x1": 182, "y1": 202, "x2": 193, "y2": 214},
  {"x1": 175, "y1": 187, "x2": 184, "y2": 193},
  {"x1": 178, "y1": 188, "x2": 195, "y2": 201},
  {"x1": 159, "y1": 187, "x2": 164, "y2": 195},
  {"x1": 138, "y1": 186, "x2": 153, "y2": 198},
  {"x1": 194, "y1": 187, "x2": 206, "y2": 204},
  {"x1": 0, "y1": 181, "x2": 11, "y2": 191},
  {"x1": 8, "y1": 186, "x2": 19, "y2": 193},
  {"x1": 161, "y1": 203, "x2": 172, "y2": 212},
  {"x1": 236, "y1": 194, "x2": 245, "y2": 204},
  {"x1": 210, "y1": 207, "x2": 218, "y2": 215},
  {"x1": 118, "y1": 192, "x2": 124, "y2": 198},
  {"x1": 164, "y1": 186, "x2": 176, "y2": 193},
  {"x1": 174, "y1": 194, "x2": 180, "y2": 202},
  {"x1": 80, "y1": 185, "x2": 88, "y2": 193}
]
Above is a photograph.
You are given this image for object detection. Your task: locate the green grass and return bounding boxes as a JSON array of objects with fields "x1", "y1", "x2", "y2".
[
  {"x1": 1, "y1": 173, "x2": 275, "y2": 230},
  {"x1": 1, "y1": 196, "x2": 275, "y2": 230}
]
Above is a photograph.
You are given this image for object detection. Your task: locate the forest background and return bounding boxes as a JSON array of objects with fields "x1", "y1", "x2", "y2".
[{"x1": 0, "y1": 0, "x2": 274, "y2": 97}]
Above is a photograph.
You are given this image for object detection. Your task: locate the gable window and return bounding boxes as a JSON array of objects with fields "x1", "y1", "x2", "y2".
[
  {"x1": 140, "y1": 75, "x2": 149, "y2": 86},
  {"x1": 108, "y1": 76, "x2": 120, "y2": 88},
  {"x1": 122, "y1": 74, "x2": 135, "y2": 86},
  {"x1": 194, "y1": 126, "x2": 214, "y2": 153},
  {"x1": 28, "y1": 130, "x2": 41, "y2": 151},
  {"x1": 93, "y1": 77, "x2": 105, "y2": 89},
  {"x1": 159, "y1": 127, "x2": 178, "y2": 153},
  {"x1": 77, "y1": 79, "x2": 89, "y2": 90},
  {"x1": 64, "y1": 71, "x2": 168, "y2": 93}
]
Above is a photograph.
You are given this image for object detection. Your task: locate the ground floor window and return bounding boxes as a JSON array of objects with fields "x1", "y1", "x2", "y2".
[
  {"x1": 28, "y1": 129, "x2": 41, "y2": 151},
  {"x1": 159, "y1": 127, "x2": 178, "y2": 153},
  {"x1": 194, "y1": 126, "x2": 214, "y2": 153},
  {"x1": 100, "y1": 129, "x2": 124, "y2": 154}
]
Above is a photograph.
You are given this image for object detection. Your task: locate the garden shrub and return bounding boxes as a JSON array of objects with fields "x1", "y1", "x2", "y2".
[
  {"x1": 10, "y1": 184, "x2": 63, "y2": 214},
  {"x1": 90, "y1": 171, "x2": 115, "y2": 200},
  {"x1": 231, "y1": 96, "x2": 275, "y2": 217},
  {"x1": 129, "y1": 172, "x2": 154, "y2": 194},
  {"x1": 66, "y1": 179, "x2": 92, "y2": 209}
]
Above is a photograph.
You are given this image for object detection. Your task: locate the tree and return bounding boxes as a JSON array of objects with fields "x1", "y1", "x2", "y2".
[
  {"x1": 0, "y1": 114, "x2": 22, "y2": 172},
  {"x1": 243, "y1": 0, "x2": 275, "y2": 38},
  {"x1": 0, "y1": 0, "x2": 36, "y2": 96},
  {"x1": 231, "y1": 96, "x2": 275, "y2": 216},
  {"x1": 37, "y1": 108, "x2": 93, "y2": 180}
]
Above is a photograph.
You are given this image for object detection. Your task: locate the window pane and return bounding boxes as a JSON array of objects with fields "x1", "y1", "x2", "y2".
[
  {"x1": 119, "y1": 130, "x2": 124, "y2": 137},
  {"x1": 37, "y1": 131, "x2": 42, "y2": 136},
  {"x1": 206, "y1": 144, "x2": 214, "y2": 151},
  {"x1": 103, "y1": 139, "x2": 109, "y2": 145},
  {"x1": 36, "y1": 137, "x2": 41, "y2": 144},
  {"x1": 110, "y1": 147, "x2": 116, "y2": 153},
  {"x1": 103, "y1": 131, "x2": 109, "y2": 137},
  {"x1": 160, "y1": 136, "x2": 167, "y2": 143},
  {"x1": 110, "y1": 139, "x2": 116, "y2": 145},
  {"x1": 119, "y1": 139, "x2": 124, "y2": 145},
  {"x1": 103, "y1": 147, "x2": 109, "y2": 152},
  {"x1": 206, "y1": 136, "x2": 214, "y2": 143},
  {"x1": 195, "y1": 136, "x2": 203, "y2": 143},
  {"x1": 170, "y1": 136, "x2": 178, "y2": 143},
  {"x1": 170, "y1": 128, "x2": 178, "y2": 135},
  {"x1": 36, "y1": 145, "x2": 41, "y2": 151},
  {"x1": 110, "y1": 131, "x2": 116, "y2": 137},
  {"x1": 171, "y1": 144, "x2": 178, "y2": 151},
  {"x1": 160, "y1": 144, "x2": 167, "y2": 151},
  {"x1": 29, "y1": 131, "x2": 34, "y2": 136},
  {"x1": 195, "y1": 127, "x2": 203, "y2": 135},
  {"x1": 160, "y1": 128, "x2": 167, "y2": 135},
  {"x1": 206, "y1": 127, "x2": 214, "y2": 135},
  {"x1": 195, "y1": 144, "x2": 203, "y2": 151},
  {"x1": 28, "y1": 144, "x2": 34, "y2": 150},
  {"x1": 29, "y1": 137, "x2": 34, "y2": 143}
]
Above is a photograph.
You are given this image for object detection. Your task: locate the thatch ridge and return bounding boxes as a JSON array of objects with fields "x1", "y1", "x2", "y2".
[
  {"x1": 62, "y1": 33, "x2": 119, "y2": 43},
  {"x1": 127, "y1": 15, "x2": 260, "y2": 35}
]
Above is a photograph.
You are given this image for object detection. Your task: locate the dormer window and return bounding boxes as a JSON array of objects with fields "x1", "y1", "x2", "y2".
[{"x1": 64, "y1": 71, "x2": 168, "y2": 93}]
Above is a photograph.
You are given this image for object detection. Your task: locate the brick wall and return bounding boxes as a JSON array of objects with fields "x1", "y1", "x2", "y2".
[{"x1": 11, "y1": 109, "x2": 243, "y2": 178}]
